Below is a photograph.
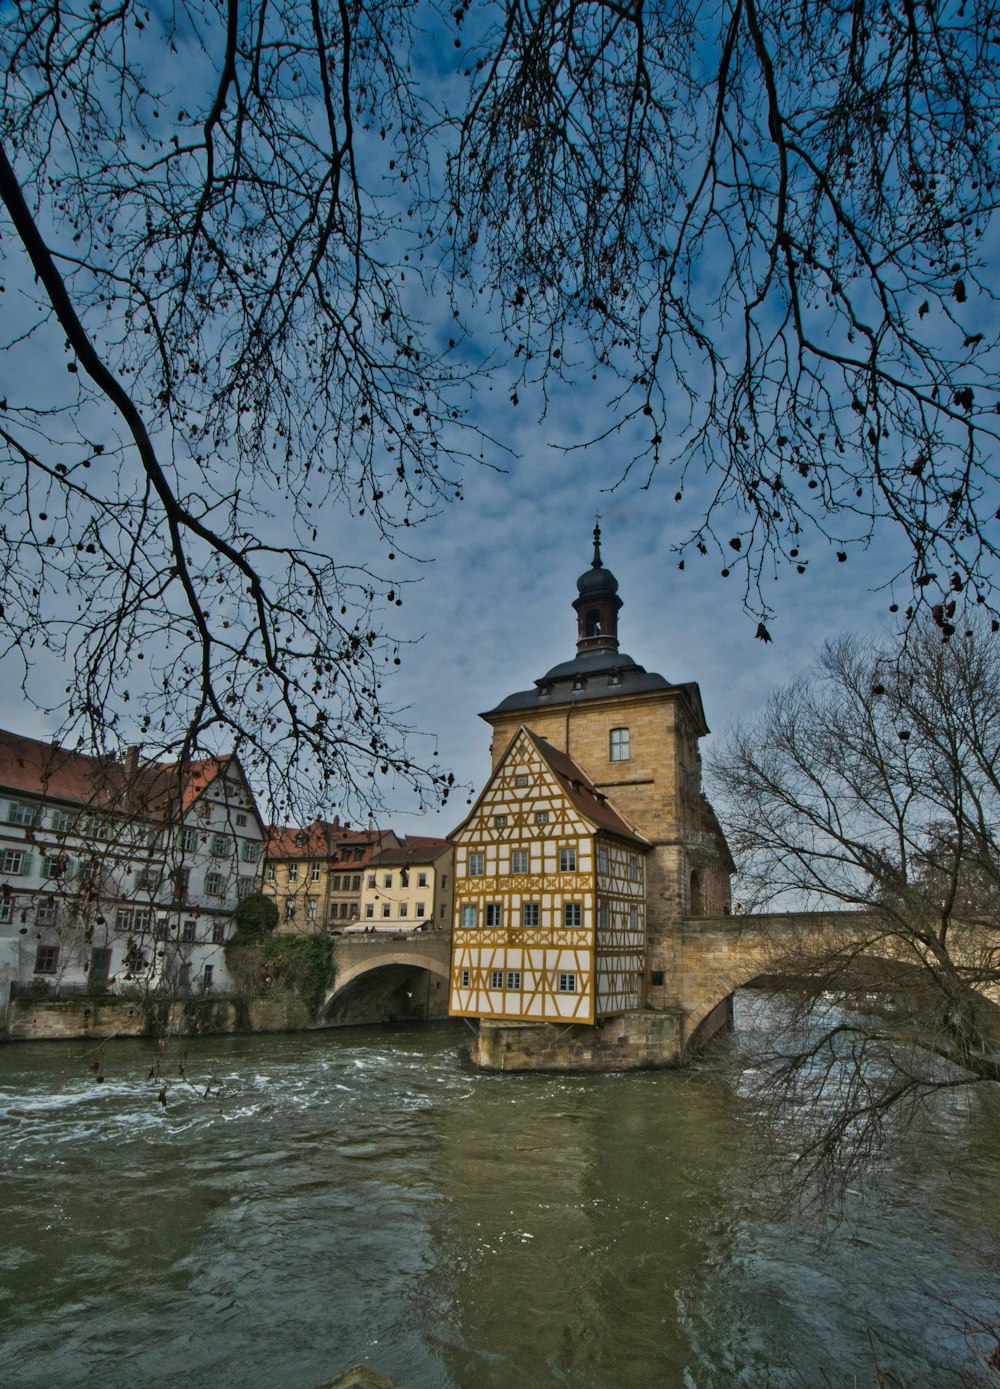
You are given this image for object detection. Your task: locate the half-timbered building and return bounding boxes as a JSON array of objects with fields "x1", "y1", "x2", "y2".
[{"x1": 450, "y1": 728, "x2": 649, "y2": 1024}]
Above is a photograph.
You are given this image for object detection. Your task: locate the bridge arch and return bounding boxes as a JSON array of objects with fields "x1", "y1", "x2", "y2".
[{"x1": 319, "y1": 936, "x2": 452, "y2": 1028}]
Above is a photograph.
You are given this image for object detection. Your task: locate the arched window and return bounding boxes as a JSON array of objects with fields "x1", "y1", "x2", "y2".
[
  {"x1": 689, "y1": 870, "x2": 704, "y2": 916},
  {"x1": 585, "y1": 608, "x2": 601, "y2": 636}
]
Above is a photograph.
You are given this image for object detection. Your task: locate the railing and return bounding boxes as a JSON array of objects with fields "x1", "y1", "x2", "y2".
[{"x1": 8, "y1": 980, "x2": 148, "y2": 1002}]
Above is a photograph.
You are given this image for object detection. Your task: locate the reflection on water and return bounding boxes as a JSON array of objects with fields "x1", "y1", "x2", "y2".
[{"x1": 0, "y1": 997, "x2": 997, "y2": 1389}]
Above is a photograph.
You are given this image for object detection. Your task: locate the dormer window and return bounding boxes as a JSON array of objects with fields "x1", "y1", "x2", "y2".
[
  {"x1": 572, "y1": 676, "x2": 586, "y2": 691},
  {"x1": 608, "y1": 671, "x2": 621, "y2": 687}
]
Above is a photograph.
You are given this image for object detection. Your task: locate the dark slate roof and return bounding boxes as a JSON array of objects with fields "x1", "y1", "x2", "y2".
[
  {"x1": 367, "y1": 835, "x2": 452, "y2": 868},
  {"x1": 482, "y1": 649, "x2": 708, "y2": 732},
  {"x1": 526, "y1": 732, "x2": 651, "y2": 848}
]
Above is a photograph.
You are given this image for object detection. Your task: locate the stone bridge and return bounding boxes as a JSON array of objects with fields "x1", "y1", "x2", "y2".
[
  {"x1": 475, "y1": 910, "x2": 998, "y2": 1071},
  {"x1": 660, "y1": 909, "x2": 998, "y2": 1059},
  {"x1": 319, "y1": 931, "x2": 452, "y2": 1027}
]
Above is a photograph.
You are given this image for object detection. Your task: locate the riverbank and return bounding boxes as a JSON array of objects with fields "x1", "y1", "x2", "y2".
[{"x1": 1, "y1": 990, "x2": 312, "y2": 1041}]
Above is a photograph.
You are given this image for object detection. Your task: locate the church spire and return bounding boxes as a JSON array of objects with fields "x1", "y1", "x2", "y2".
[{"x1": 592, "y1": 520, "x2": 603, "y2": 569}]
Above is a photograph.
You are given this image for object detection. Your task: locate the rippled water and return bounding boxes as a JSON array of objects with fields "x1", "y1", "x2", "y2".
[{"x1": 1, "y1": 1001, "x2": 997, "y2": 1389}]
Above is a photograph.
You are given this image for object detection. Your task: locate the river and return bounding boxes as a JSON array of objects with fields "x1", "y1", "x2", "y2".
[{"x1": 1, "y1": 997, "x2": 998, "y2": 1389}]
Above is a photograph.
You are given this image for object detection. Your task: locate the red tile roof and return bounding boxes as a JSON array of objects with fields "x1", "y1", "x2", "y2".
[
  {"x1": 367, "y1": 835, "x2": 452, "y2": 868},
  {"x1": 0, "y1": 728, "x2": 244, "y2": 820},
  {"x1": 266, "y1": 822, "x2": 397, "y2": 861}
]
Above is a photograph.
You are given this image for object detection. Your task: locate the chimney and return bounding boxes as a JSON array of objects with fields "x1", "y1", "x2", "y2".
[{"x1": 125, "y1": 746, "x2": 140, "y2": 778}]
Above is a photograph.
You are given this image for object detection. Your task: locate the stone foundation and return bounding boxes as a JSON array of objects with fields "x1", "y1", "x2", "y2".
[{"x1": 471, "y1": 1007, "x2": 685, "y2": 1072}]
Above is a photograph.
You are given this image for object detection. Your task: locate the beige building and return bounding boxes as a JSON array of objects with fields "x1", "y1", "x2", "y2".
[
  {"x1": 450, "y1": 526, "x2": 732, "y2": 1027},
  {"x1": 356, "y1": 837, "x2": 453, "y2": 933},
  {"x1": 263, "y1": 820, "x2": 400, "y2": 933}
]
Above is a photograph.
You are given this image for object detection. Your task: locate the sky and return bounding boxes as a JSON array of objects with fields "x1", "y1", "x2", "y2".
[{"x1": 1, "y1": 0, "x2": 992, "y2": 851}]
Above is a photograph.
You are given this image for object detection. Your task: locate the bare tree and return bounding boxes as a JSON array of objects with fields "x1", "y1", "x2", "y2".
[
  {"x1": 3, "y1": 1, "x2": 1000, "y2": 812},
  {"x1": 710, "y1": 623, "x2": 1000, "y2": 1192},
  {"x1": 452, "y1": 0, "x2": 1000, "y2": 624},
  {"x1": 0, "y1": 0, "x2": 476, "y2": 815}
]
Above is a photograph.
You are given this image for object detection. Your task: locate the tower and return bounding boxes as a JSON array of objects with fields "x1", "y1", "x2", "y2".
[{"x1": 449, "y1": 529, "x2": 733, "y2": 1056}]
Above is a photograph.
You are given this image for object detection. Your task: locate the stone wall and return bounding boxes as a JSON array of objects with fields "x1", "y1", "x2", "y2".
[
  {"x1": 472, "y1": 1009, "x2": 684, "y2": 1072},
  {"x1": 3, "y1": 992, "x2": 312, "y2": 1041}
]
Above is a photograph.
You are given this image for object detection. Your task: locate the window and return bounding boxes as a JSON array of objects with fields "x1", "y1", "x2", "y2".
[
  {"x1": 34, "y1": 945, "x2": 59, "y2": 974},
  {"x1": 265, "y1": 864, "x2": 276, "y2": 883},
  {"x1": 0, "y1": 899, "x2": 12, "y2": 924},
  {"x1": 285, "y1": 898, "x2": 296, "y2": 920},
  {"x1": 506, "y1": 971, "x2": 521, "y2": 990},
  {"x1": 535, "y1": 811, "x2": 548, "y2": 825},
  {"x1": 306, "y1": 898, "x2": 317, "y2": 920},
  {"x1": 51, "y1": 810, "x2": 75, "y2": 833},
  {"x1": 365, "y1": 903, "x2": 375, "y2": 919},
  {"x1": 564, "y1": 902, "x2": 582, "y2": 928},
  {"x1": 205, "y1": 871, "x2": 226, "y2": 897},
  {"x1": 494, "y1": 815, "x2": 506, "y2": 828},
  {"x1": 179, "y1": 827, "x2": 198, "y2": 852},
  {"x1": 352, "y1": 876, "x2": 361, "y2": 891},
  {"x1": 203, "y1": 963, "x2": 215, "y2": 988},
  {"x1": 211, "y1": 833, "x2": 228, "y2": 856},
  {"x1": 460, "y1": 969, "x2": 471, "y2": 987},
  {"x1": 485, "y1": 903, "x2": 502, "y2": 927},
  {"x1": 558, "y1": 973, "x2": 577, "y2": 993},
  {"x1": 383, "y1": 873, "x2": 392, "y2": 888},
  {"x1": 400, "y1": 869, "x2": 409, "y2": 887},
  {"x1": 237, "y1": 878, "x2": 255, "y2": 899},
  {"x1": 416, "y1": 902, "x2": 425, "y2": 917},
  {"x1": 115, "y1": 908, "x2": 132, "y2": 931},
  {"x1": 367, "y1": 875, "x2": 376, "y2": 888},
  {"x1": 417, "y1": 871, "x2": 427, "y2": 887},
  {"x1": 399, "y1": 904, "x2": 408, "y2": 919},
  {"x1": 610, "y1": 727, "x2": 630, "y2": 761},
  {"x1": 511, "y1": 850, "x2": 529, "y2": 874},
  {"x1": 651, "y1": 970, "x2": 665, "y2": 986},
  {"x1": 36, "y1": 898, "x2": 57, "y2": 926},
  {"x1": 241, "y1": 842, "x2": 261, "y2": 862},
  {"x1": 559, "y1": 847, "x2": 577, "y2": 873},
  {"x1": 522, "y1": 902, "x2": 540, "y2": 927},
  {"x1": 599, "y1": 902, "x2": 611, "y2": 931},
  {"x1": 1, "y1": 850, "x2": 28, "y2": 875},
  {"x1": 8, "y1": 802, "x2": 41, "y2": 827},
  {"x1": 134, "y1": 909, "x2": 150, "y2": 932},
  {"x1": 182, "y1": 920, "x2": 197, "y2": 942},
  {"x1": 440, "y1": 905, "x2": 446, "y2": 918},
  {"x1": 382, "y1": 904, "x2": 391, "y2": 918},
  {"x1": 288, "y1": 863, "x2": 299, "y2": 882},
  {"x1": 630, "y1": 906, "x2": 639, "y2": 932},
  {"x1": 236, "y1": 813, "x2": 248, "y2": 827},
  {"x1": 468, "y1": 852, "x2": 485, "y2": 877},
  {"x1": 332, "y1": 874, "x2": 342, "y2": 890},
  {"x1": 41, "y1": 854, "x2": 68, "y2": 878},
  {"x1": 339, "y1": 902, "x2": 349, "y2": 918},
  {"x1": 212, "y1": 923, "x2": 226, "y2": 944},
  {"x1": 460, "y1": 904, "x2": 478, "y2": 929},
  {"x1": 598, "y1": 847, "x2": 609, "y2": 875},
  {"x1": 630, "y1": 855, "x2": 641, "y2": 883},
  {"x1": 490, "y1": 969, "x2": 503, "y2": 989},
  {"x1": 441, "y1": 875, "x2": 448, "y2": 890},
  {"x1": 310, "y1": 863, "x2": 321, "y2": 882}
]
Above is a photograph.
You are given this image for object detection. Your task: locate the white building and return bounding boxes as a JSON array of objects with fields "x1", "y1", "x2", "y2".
[{"x1": 0, "y1": 730, "x2": 265, "y2": 1002}]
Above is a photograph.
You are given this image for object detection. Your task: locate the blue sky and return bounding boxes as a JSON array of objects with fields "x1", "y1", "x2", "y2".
[{"x1": 1, "y1": 0, "x2": 991, "y2": 848}]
